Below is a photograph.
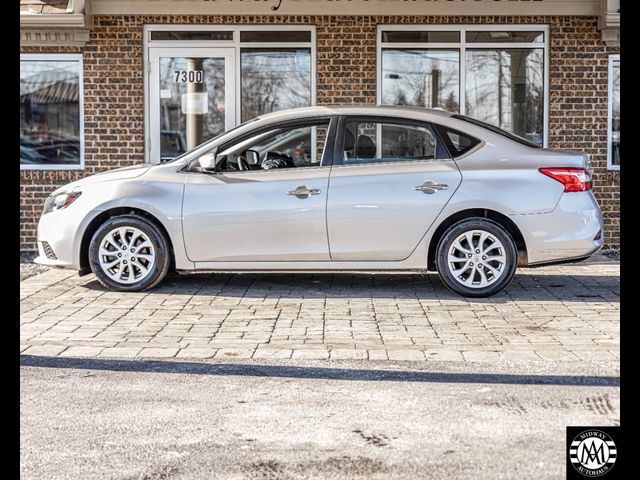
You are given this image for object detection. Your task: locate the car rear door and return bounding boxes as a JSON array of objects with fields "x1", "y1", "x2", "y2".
[{"x1": 326, "y1": 116, "x2": 463, "y2": 261}]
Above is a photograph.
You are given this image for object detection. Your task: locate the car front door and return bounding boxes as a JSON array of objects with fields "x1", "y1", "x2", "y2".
[
  {"x1": 327, "y1": 116, "x2": 463, "y2": 261},
  {"x1": 182, "y1": 118, "x2": 335, "y2": 263}
]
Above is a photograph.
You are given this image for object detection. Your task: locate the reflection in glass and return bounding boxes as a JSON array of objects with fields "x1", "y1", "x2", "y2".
[
  {"x1": 611, "y1": 60, "x2": 620, "y2": 167},
  {"x1": 20, "y1": 59, "x2": 81, "y2": 166},
  {"x1": 343, "y1": 121, "x2": 440, "y2": 164},
  {"x1": 381, "y1": 49, "x2": 460, "y2": 112},
  {"x1": 382, "y1": 31, "x2": 460, "y2": 43},
  {"x1": 466, "y1": 31, "x2": 544, "y2": 43},
  {"x1": 240, "y1": 31, "x2": 311, "y2": 42},
  {"x1": 151, "y1": 31, "x2": 233, "y2": 41},
  {"x1": 465, "y1": 49, "x2": 544, "y2": 145},
  {"x1": 240, "y1": 48, "x2": 311, "y2": 122},
  {"x1": 218, "y1": 123, "x2": 329, "y2": 171},
  {"x1": 159, "y1": 57, "x2": 226, "y2": 161}
]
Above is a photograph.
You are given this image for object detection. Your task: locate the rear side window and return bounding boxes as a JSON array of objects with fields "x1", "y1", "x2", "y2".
[
  {"x1": 434, "y1": 125, "x2": 482, "y2": 158},
  {"x1": 341, "y1": 119, "x2": 447, "y2": 165}
]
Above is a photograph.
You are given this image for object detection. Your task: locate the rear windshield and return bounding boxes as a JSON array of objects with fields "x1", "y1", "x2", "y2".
[{"x1": 451, "y1": 114, "x2": 542, "y2": 149}]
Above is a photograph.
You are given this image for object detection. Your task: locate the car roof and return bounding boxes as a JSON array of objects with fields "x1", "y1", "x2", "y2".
[{"x1": 252, "y1": 105, "x2": 456, "y2": 123}]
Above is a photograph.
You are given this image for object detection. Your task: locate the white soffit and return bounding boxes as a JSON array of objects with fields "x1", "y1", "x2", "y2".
[{"x1": 92, "y1": 0, "x2": 601, "y2": 16}]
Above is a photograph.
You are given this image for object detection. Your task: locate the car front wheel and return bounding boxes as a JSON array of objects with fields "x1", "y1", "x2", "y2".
[
  {"x1": 435, "y1": 218, "x2": 517, "y2": 298},
  {"x1": 88, "y1": 215, "x2": 170, "y2": 292}
]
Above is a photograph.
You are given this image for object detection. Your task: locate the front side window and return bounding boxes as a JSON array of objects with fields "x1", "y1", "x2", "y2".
[
  {"x1": 608, "y1": 55, "x2": 620, "y2": 170},
  {"x1": 342, "y1": 120, "x2": 442, "y2": 165},
  {"x1": 379, "y1": 27, "x2": 547, "y2": 146},
  {"x1": 216, "y1": 120, "x2": 329, "y2": 172},
  {"x1": 20, "y1": 54, "x2": 83, "y2": 169}
]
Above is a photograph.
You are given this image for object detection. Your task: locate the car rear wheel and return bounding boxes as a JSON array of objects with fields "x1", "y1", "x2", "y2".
[
  {"x1": 435, "y1": 218, "x2": 517, "y2": 298},
  {"x1": 89, "y1": 215, "x2": 170, "y2": 292}
]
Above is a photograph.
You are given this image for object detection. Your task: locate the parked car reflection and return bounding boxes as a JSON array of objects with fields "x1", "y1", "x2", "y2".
[{"x1": 20, "y1": 134, "x2": 80, "y2": 165}]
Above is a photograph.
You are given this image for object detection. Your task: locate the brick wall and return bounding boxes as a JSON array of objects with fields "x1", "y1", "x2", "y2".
[{"x1": 20, "y1": 15, "x2": 620, "y2": 250}]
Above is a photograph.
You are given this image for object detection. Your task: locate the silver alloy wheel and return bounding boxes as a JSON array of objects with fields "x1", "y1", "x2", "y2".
[
  {"x1": 97, "y1": 226, "x2": 156, "y2": 285},
  {"x1": 447, "y1": 229, "x2": 507, "y2": 289}
]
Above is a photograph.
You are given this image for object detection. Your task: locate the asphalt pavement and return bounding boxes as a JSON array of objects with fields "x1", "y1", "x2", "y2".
[{"x1": 20, "y1": 357, "x2": 619, "y2": 480}]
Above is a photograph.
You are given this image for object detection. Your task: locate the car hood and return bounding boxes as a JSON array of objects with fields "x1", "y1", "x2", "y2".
[{"x1": 54, "y1": 164, "x2": 151, "y2": 194}]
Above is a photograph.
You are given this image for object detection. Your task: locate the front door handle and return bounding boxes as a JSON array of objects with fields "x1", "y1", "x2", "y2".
[
  {"x1": 287, "y1": 185, "x2": 321, "y2": 197},
  {"x1": 413, "y1": 181, "x2": 449, "y2": 194}
]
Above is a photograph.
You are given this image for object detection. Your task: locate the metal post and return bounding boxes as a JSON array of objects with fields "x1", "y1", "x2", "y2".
[{"x1": 186, "y1": 57, "x2": 204, "y2": 150}]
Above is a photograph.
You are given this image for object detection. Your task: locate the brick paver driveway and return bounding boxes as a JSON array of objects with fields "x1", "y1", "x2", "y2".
[{"x1": 20, "y1": 257, "x2": 619, "y2": 362}]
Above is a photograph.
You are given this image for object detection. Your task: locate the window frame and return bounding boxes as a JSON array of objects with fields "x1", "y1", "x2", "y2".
[
  {"x1": 20, "y1": 53, "x2": 85, "y2": 171},
  {"x1": 377, "y1": 24, "x2": 550, "y2": 148},
  {"x1": 607, "y1": 54, "x2": 620, "y2": 171},
  {"x1": 332, "y1": 115, "x2": 450, "y2": 167}
]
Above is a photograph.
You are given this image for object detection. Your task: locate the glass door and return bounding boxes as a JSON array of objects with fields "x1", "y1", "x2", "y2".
[{"x1": 148, "y1": 47, "x2": 235, "y2": 163}]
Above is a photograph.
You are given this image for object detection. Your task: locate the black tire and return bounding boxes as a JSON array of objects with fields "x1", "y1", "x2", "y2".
[
  {"x1": 435, "y1": 218, "x2": 517, "y2": 298},
  {"x1": 88, "y1": 215, "x2": 170, "y2": 292}
]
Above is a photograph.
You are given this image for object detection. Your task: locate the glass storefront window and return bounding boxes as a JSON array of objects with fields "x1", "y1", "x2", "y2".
[
  {"x1": 159, "y1": 56, "x2": 226, "y2": 159},
  {"x1": 465, "y1": 49, "x2": 544, "y2": 144},
  {"x1": 378, "y1": 27, "x2": 548, "y2": 146},
  {"x1": 146, "y1": 26, "x2": 315, "y2": 164},
  {"x1": 465, "y1": 31, "x2": 544, "y2": 43},
  {"x1": 608, "y1": 55, "x2": 620, "y2": 170},
  {"x1": 240, "y1": 31, "x2": 311, "y2": 42},
  {"x1": 20, "y1": 54, "x2": 83, "y2": 169},
  {"x1": 151, "y1": 31, "x2": 233, "y2": 41},
  {"x1": 381, "y1": 31, "x2": 460, "y2": 43},
  {"x1": 381, "y1": 49, "x2": 460, "y2": 111},
  {"x1": 240, "y1": 48, "x2": 312, "y2": 122}
]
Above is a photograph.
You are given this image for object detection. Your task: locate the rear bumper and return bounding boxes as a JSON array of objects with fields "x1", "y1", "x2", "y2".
[
  {"x1": 513, "y1": 191, "x2": 604, "y2": 265},
  {"x1": 526, "y1": 252, "x2": 598, "y2": 268}
]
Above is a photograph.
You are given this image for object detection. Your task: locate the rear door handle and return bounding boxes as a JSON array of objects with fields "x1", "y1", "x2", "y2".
[
  {"x1": 413, "y1": 181, "x2": 448, "y2": 194},
  {"x1": 287, "y1": 185, "x2": 321, "y2": 197}
]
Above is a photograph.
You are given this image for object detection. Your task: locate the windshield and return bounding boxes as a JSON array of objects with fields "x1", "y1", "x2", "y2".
[
  {"x1": 164, "y1": 116, "x2": 262, "y2": 164},
  {"x1": 451, "y1": 114, "x2": 542, "y2": 149}
]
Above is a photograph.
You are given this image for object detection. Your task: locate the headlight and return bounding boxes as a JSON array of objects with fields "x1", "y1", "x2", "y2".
[{"x1": 42, "y1": 192, "x2": 82, "y2": 215}]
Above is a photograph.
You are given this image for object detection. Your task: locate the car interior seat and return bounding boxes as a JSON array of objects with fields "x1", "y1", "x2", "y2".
[{"x1": 355, "y1": 135, "x2": 377, "y2": 159}]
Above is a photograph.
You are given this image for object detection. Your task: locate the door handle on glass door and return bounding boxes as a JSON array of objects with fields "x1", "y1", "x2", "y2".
[
  {"x1": 413, "y1": 182, "x2": 448, "y2": 194},
  {"x1": 287, "y1": 185, "x2": 321, "y2": 197}
]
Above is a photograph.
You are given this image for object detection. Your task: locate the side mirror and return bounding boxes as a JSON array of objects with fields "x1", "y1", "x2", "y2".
[
  {"x1": 198, "y1": 149, "x2": 217, "y2": 171},
  {"x1": 244, "y1": 149, "x2": 259, "y2": 165}
]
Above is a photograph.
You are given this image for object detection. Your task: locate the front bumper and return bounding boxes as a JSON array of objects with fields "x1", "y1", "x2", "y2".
[
  {"x1": 35, "y1": 207, "x2": 83, "y2": 270},
  {"x1": 513, "y1": 191, "x2": 604, "y2": 265},
  {"x1": 33, "y1": 246, "x2": 76, "y2": 269}
]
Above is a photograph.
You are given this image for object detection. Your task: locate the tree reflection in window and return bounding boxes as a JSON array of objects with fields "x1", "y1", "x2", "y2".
[{"x1": 241, "y1": 48, "x2": 311, "y2": 122}]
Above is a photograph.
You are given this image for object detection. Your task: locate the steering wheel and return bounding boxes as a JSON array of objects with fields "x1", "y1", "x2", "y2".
[
  {"x1": 261, "y1": 151, "x2": 294, "y2": 170},
  {"x1": 237, "y1": 156, "x2": 250, "y2": 171}
]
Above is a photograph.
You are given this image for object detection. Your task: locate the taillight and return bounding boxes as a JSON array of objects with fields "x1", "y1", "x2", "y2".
[{"x1": 538, "y1": 167, "x2": 593, "y2": 192}]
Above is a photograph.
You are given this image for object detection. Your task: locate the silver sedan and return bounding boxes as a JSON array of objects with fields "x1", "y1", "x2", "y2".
[{"x1": 35, "y1": 106, "x2": 603, "y2": 297}]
